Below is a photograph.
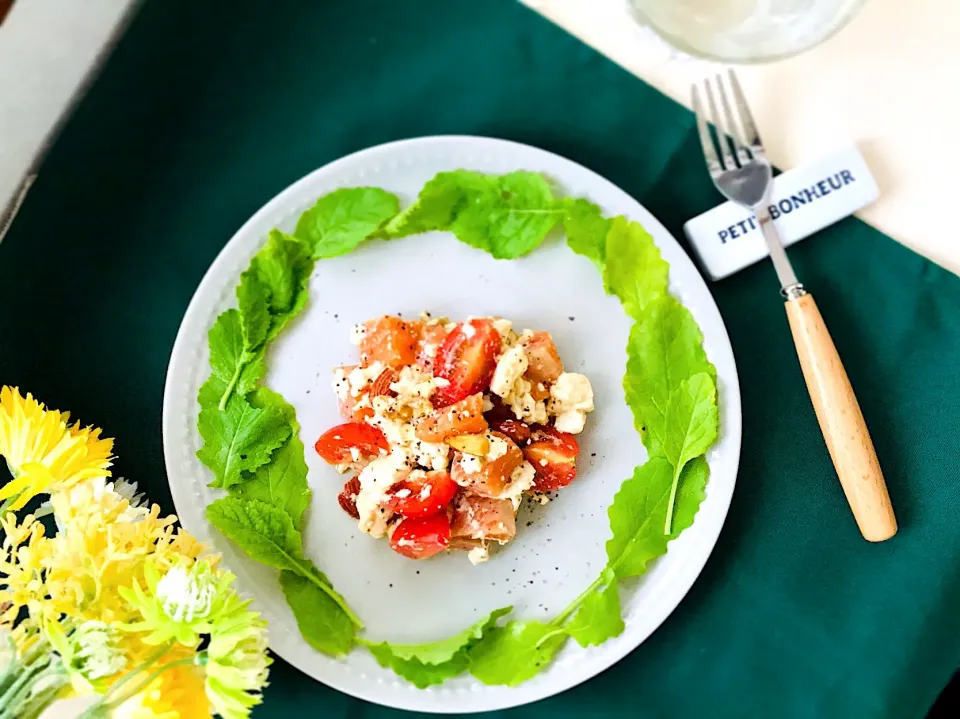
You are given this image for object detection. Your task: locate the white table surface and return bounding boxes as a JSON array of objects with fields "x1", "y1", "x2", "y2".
[{"x1": 523, "y1": 0, "x2": 960, "y2": 275}]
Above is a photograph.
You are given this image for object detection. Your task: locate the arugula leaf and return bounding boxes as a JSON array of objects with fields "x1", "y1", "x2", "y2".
[
  {"x1": 562, "y1": 197, "x2": 610, "y2": 271},
  {"x1": 236, "y1": 269, "x2": 271, "y2": 351},
  {"x1": 603, "y1": 216, "x2": 669, "y2": 319},
  {"x1": 295, "y1": 187, "x2": 399, "y2": 258},
  {"x1": 197, "y1": 392, "x2": 290, "y2": 489},
  {"x1": 453, "y1": 171, "x2": 562, "y2": 259},
  {"x1": 206, "y1": 496, "x2": 304, "y2": 568},
  {"x1": 382, "y1": 172, "x2": 467, "y2": 238},
  {"x1": 385, "y1": 170, "x2": 562, "y2": 258},
  {"x1": 248, "y1": 229, "x2": 313, "y2": 340},
  {"x1": 233, "y1": 391, "x2": 311, "y2": 530},
  {"x1": 233, "y1": 437, "x2": 310, "y2": 530},
  {"x1": 563, "y1": 567, "x2": 624, "y2": 647},
  {"x1": 210, "y1": 232, "x2": 314, "y2": 409},
  {"x1": 281, "y1": 567, "x2": 356, "y2": 657},
  {"x1": 204, "y1": 311, "x2": 265, "y2": 405},
  {"x1": 468, "y1": 620, "x2": 567, "y2": 686},
  {"x1": 661, "y1": 373, "x2": 718, "y2": 533},
  {"x1": 363, "y1": 607, "x2": 511, "y2": 688},
  {"x1": 624, "y1": 295, "x2": 715, "y2": 456},
  {"x1": 606, "y1": 457, "x2": 710, "y2": 579}
]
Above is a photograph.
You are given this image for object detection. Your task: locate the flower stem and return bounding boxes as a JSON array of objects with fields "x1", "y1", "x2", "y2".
[
  {"x1": 104, "y1": 656, "x2": 198, "y2": 709},
  {"x1": 100, "y1": 641, "x2": 174, "y2": 702}
]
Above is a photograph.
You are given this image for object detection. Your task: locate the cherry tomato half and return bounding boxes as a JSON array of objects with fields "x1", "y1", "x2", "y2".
[
  {"x1": 385, "y1": 470, "x2": 458, "y2": 519},
  {"x1": 522, "y1": 425, "x2": 579, "y2": 491},
  {"x1": 433, "y1": 319, "x2": 500, "y2": 407},
  {"x1": 389, "y1": 513, "x2": 451, "y2": 559},
  {"x1": 314, "y1": 422, "x2": 388, "y2": 464}
]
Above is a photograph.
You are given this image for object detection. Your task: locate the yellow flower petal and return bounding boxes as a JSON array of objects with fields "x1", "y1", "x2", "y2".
[{"x1": 0, "y1": 387, "x2": 114, "y2": 507}]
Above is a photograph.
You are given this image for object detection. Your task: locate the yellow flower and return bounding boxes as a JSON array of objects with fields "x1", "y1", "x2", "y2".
[
  {"x1": 0, "y1": 479, "x2": 217, "y2": 632},
  {"x1": 0, "y1": 387, "x2": 114, "y2": 510},
  {"x1": 205, "y1": 609, "x2": 271, "y2": 719},
  {"x1": 113, "y1": 648, "x2": 210, "y2": 719}
]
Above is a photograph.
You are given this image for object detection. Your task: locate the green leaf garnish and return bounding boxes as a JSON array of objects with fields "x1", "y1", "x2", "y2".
[
  {"x1": 603, "y1": 216, "x2": 669, "y2": 319},
  {"x1": 385, "y1": 170, "x2": 563, "y2": 258},
  {"x1": 563, "y1": 567, "x2": 625, "y2": 647},
  {"x1": 606, "y1": 457, "x2": 710, "y2": 579},
  {"x1": 234, "y1": 435, "x2": 311, "y2": 531},
  {"x1": 295, "y1": 187, "x2": 399, "y2": 258},
  {"x1": 660, "y1": 374, "x2": 718, "y2": 533},
  {"x1": 467, "y1": 620, "x2": 568, "y2": 686},
  {"x1": 361, "y1": 607, "x2": 511, "y2": 688},
  {"x1": 197, "y1": 387, "x2": 291, "y2": 489},
  {"x1": 562, "y1": 197, "x2": 610, "y2": 271},
  {"x1": 281, "y1": 566, "x2": 357, "y2": 657}
]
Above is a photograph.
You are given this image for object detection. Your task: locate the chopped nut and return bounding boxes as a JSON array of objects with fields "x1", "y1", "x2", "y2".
[{"x1": 448, "y1": 433, "x2": 491, "y2": 456}]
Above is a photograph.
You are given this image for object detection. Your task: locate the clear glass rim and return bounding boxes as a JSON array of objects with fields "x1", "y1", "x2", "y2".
[{"x1": 629, "y1": 0, "x2": 870, "y2": 64}]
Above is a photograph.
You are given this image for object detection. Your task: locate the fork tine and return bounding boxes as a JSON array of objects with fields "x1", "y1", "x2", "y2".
[
  {"x1": 704, "y1": 77, "x2": 737, "y2": 170},
  {"x1": 715, "y1": 73, "x2": 751, "y2": 166},
  {"x1": 692, "y1": 85, "x2": 722, "y2": 175},
  {"x1": 728, "y1": 69, "x2": 764, "y2": 155}
]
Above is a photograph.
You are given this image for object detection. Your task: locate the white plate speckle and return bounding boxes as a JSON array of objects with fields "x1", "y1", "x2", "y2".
[{"x1": 162, "y1": 136, "x2": 741, "y2": 713}]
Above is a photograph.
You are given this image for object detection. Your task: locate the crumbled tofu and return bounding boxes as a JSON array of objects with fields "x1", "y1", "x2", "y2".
[
  {"x1": 414, "y1": 438, "x2": 449, "y2": 471},
  {"x1": 462, "y1": 322, "x2": 476, "y2": 338},
  {"x1": 548, "y1": 372, "x2": 595, "y2": 434},
  {"x1": 485, "y1": 432, "x2": 509, "y2": 461},
  {"x1": 491, "y1": 317, "x2": 519, "y2": 351},
  {"x1": 498, "y1": 460, "x2": 536, "y2": 509},
  {"x1": 468, "y1": 546, "x2": 490, "y2": 565},
  {"x1": 456, "y1": 453, "x2": 483, "y2": 478},
  {"x1": 490, "y1": 345, "x2": 528, "y2": 397},
  {"x1": 349, "y1": 323, "x2": 367, "y2": 345},
  {"x1": 332, "y1": 367, "x2": 351, "y2": 403},
  {"x1": 347, "y1": 362, "x2": 385, "y2": 397},
  {"x1": 503, "y1": 377, "x2": 549, "y2": 424},
  {"x1": 355, "y1": 452, "x2": 404, "y2": 537}
]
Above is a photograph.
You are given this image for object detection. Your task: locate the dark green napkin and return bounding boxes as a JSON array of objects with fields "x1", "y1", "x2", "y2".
[{"x1": 1, "y1": 1, "x2": 958, "y2": 717}]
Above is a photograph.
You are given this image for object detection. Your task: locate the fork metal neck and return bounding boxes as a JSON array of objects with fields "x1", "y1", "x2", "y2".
[{"x1": 756, "y1": 206, "x2": 806, "y2": 300}]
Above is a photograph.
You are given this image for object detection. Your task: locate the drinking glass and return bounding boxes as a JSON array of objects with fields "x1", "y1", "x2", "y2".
[{"x1": 629, "y1": 0, "x2": 868, "y2": 63}]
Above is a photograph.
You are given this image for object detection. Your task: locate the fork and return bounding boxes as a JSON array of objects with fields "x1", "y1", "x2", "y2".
[{"x1": 693, "y1": 70, "x2": 897, "y2": 542}]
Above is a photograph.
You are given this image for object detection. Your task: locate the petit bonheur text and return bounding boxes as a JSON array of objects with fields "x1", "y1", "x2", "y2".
[{"x1": 718, "y1": 170, "x2": 856, "y2": 244}]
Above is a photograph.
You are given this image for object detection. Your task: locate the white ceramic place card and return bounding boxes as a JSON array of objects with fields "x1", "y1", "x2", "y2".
[{"x1": 684, "y1": 146, "x2": 879, "y2": 281}]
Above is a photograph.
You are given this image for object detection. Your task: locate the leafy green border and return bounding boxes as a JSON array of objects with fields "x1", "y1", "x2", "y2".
[{"x1": 195, "y1": 170, "x2": 719, "y2": 688}]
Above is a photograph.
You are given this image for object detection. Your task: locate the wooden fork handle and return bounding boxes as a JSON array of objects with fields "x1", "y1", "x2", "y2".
[{"x1": 785, "y1": 293, "x2": 897, "y2": 542}]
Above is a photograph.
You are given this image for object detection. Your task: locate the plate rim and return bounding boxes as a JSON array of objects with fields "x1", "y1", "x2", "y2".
[{"x1": 162, "y1": 134, "x2": 742, "y2": 713}]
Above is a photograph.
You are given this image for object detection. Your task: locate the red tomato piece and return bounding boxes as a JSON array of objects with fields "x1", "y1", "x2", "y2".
[
  {"x1": 389, "y1": 513, "x2": 451, "y2": 559},
  {"x1": 521, "y1": 331, "x2": 564, "y2": 385},
  {"x1": 433, "y1": 319, "x2": 500, "y2": 407},
  {"x1": 385, "y1": 470, "x2": 458, "y2": 518},
  {"x1": 487, "y1": 417, "x2": 532, "y2": 445},
  {"x1": 360, "y1": 316, "x2": 421, "y2": 369},
  {"x1": 314, "y1": 422, "x2": 389, "y2": 464},
  {"x1": 522, "y1": 426, "x2": 579, "y2": 491},
  {"x1": 415, "y1": 393, "x2": 488, "y2": 442},
  {"x1": 338, "y1": 477, "x2": 361, "y2": 519},
  {"x1": 416, "y1": 321, "x2": 451, "y2": 372}
]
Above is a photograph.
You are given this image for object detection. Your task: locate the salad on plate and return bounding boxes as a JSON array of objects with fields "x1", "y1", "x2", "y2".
[{"x1": 314, "y1": 314, "x2": 595, "y2": 562}]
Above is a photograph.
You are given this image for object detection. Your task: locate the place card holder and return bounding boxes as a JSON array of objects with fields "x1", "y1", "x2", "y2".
[{"x1": 683, "y1": 146, "x2": 879, "y2": 281}]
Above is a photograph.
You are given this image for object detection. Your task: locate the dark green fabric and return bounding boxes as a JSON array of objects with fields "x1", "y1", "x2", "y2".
[{"x1": 1, "y1": 1, "x2": 958, "y2": 717}]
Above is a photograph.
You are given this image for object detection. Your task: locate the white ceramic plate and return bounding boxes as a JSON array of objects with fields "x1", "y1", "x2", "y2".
[{"x1": 162, "y1": 136, "x2": 741, "y2": 713}]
